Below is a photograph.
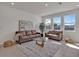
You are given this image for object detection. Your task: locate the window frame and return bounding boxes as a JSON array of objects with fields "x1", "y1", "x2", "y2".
[{"x1": 63, "y1": 14, "x2": 76, "y2": 32}]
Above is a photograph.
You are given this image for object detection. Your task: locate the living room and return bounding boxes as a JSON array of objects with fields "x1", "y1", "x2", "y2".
[{"x1": 0, "y1": 1, "x2": 79, "y2": 57}]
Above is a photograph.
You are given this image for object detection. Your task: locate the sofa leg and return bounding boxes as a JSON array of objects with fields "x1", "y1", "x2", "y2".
[
  {"x1": 16, "y1": 41, "x2": 19, "y2": 44},
  {"x1": 16, "y1": 41, "x2": 21, "y2": 45}
]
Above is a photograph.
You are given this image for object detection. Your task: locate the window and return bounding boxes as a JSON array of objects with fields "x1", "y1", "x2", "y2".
[
  {"x1": 45, "y1": 18, "x2": 51, "y2": 29},
  {"x1": 64, "y1": 14, "x2": 75, "y2": 31},
  {"x1": 53, "y1": 16, "x2": 61, "y2": 30}
]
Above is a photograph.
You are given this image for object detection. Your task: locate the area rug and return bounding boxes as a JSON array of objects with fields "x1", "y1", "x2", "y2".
[{"x1": 20, "y1": 40, "x2": 62, "y2": 57}]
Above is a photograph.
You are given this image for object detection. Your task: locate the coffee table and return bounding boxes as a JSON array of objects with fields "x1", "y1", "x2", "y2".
[{"x1": 36, "y1": 37, "x2": 48, "y2": 47}]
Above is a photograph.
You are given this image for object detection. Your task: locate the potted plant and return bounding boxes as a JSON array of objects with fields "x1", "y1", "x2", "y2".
[{"x1": 39, "y1": 22, "x2": 45, "y2": 37}]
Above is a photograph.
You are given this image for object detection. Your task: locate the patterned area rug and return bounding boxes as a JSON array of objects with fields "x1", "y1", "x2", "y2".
[{"x1": 20, "y1": 40, "x2": 62, "y2": 57}]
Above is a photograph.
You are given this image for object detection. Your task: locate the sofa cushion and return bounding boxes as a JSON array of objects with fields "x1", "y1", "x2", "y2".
[
  {"x1": 22, "y1": 36, "x2": 29, "y2": 39},
  {"x1": 30, "y1": 34, "x2": 41, "y2": 38},
  {"x1": 31, "y1": 30, "x2": 36, "y2": 35},
  {"x1": 26, "y1": 30, "x2": 32, "y2": 35},
  {"x1": 29, "y1": 35, "x2": 35, "y2": 38},
  {"x1": 47, "y1": 34, "x2": 58, "y2": 37},
  {"x1": 48, "y1": 31, "x2": 60, "y2": 35},
  {"x1": 21, "y1": 31, "x2": 26, "y2": 36}
]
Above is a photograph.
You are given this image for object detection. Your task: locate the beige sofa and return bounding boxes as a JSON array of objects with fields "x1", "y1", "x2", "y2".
[{"x1": 15, "y1": 30, "x2": 41, "y2": 44}]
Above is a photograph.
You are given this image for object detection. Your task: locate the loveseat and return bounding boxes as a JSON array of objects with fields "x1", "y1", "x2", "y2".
[
  {"x1": 45, "y1": 30, "x2": 63, "y2": 41},
  {"x1": 15, "y1": 30, "x2": 41, "y2": 44}
]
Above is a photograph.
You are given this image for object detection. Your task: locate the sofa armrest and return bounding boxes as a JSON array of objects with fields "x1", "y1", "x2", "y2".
[{"x1": 15, "y1": 33, "x2": 23, "y2": 41}]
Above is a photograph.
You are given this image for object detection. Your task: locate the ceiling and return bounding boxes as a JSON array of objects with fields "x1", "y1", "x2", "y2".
[{"x1": 1, "y1": 2, "x2": 79, "y2": 16}]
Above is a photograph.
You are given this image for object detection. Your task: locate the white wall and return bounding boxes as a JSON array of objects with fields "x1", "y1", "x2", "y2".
[
  {"x1": 42, "y1": 8, "x2": 79, "y2": 42},
  {"x1": 0, "y1": 5, "x2": 42, "y2": 41}
]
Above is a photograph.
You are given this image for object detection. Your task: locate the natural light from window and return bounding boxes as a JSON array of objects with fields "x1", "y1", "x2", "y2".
[
  {"x1": 45, "y1": 18, "x2": 51, "y2": 29},
  {"x1": 53, "y1": 16, "x2": 61, "y2": 30},
  {"x1": 64, "y1": 14, "x2": 75, "y2": 31},
  {"x1": 66, "y1": 43, "x2": 79, "y2": 49}
]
